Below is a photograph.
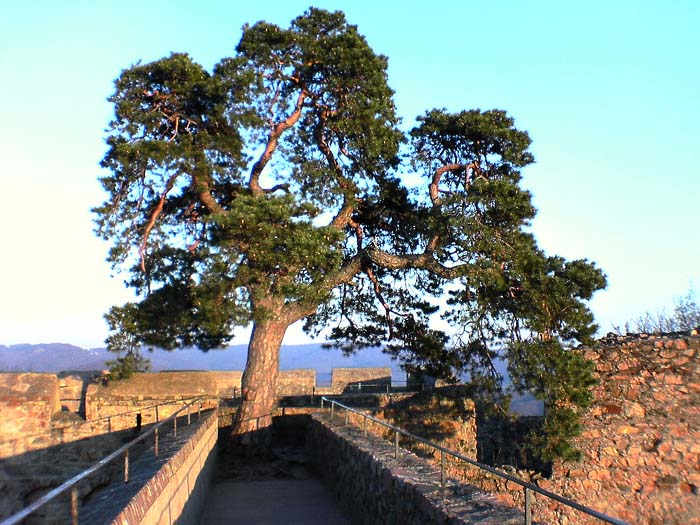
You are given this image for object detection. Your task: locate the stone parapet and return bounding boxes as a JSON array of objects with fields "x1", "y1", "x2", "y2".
[
  {"x1": 535, "y1": 334, "x2": 700, "y2": 525},
  {"x1": 278, "y1": 369, "x2": 315, "y2": 396},
  {"x1": 207, "y1": 371, "x2": 243, "y2": 398},
  {"x1": 85, "y1": 372, "x2": 219, "y2": 424},
  {"x1": 106, "y1": 410, "x2": 218, "y2": 525},
  {"x1": 328, "y1": 367, "x2": 392, "y2": 394},
  {"x1": 0, "y1": 373, "x2": 59, "y2": 437},
  {"x1": 307, "y1": 412, "x2": 527, "y2": 524}
]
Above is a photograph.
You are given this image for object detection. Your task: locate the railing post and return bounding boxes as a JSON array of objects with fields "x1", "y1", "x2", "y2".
[
  {"x1": 124, "y1": 449, "x2": 129, "y2": 483},
  {"x1": 345, "y1": 407, "x2": 349, "y2": 425},
  {"x1": 321, "y1": 397, "x2": 324, "y2": 409},
  {"x1": 154, "y1": 427, "x2": 159, "y2": 456},
  {"x1": 107, "y1": 416, "x2": 112, "y2": 433},
  {"x1": 71, "y1": 486, "x2": 78, "y2": 525},
  {"x1": 524, "y1": 487, "x2": 532, "y2": 525},
  {"x1": 155, "y1": 405, "x2": 159, "y2": 422},
  {"x1": 187, "y1": 404, "x2": 191, "y2": 425},
  {"x1": 364, "y1": 414, "x2": 368, "y2": 437},
  {"x1": 173, "y1": 415, "x2": 177, "y2": 437},
  {"x1": 198, "y1": 403, "x2": 202, "y2": 419},
  {"x1": 394, "y1": 430, "x2": 399, "y2": 458},
  {"x1": 358, "y1": 382, "x2": 362, "y2": 392},
  {"x1": 256, "y1": 416, "x2": 260, "y2": 431},
  {"x1": 440, "y1": 450, "x2": 445, "y2": 489},
  {"x1": 331, "y1": 402, "x2": 335, "y2": 420}
]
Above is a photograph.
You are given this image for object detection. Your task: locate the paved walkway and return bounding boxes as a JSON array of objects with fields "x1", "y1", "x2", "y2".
[{"x1": 199, "y1": 479, "x2": 348, "y2": 524}]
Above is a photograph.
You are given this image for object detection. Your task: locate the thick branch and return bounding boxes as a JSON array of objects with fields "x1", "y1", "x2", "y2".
[
  {"x1": 249, "y1": 90, "x2": 307, "y2": 196},
  {"x1": 139, "y1": 174, "x2": 179, "y2": 272},
  {"x1": 364, "y1": 246, "x2": 466, "y2": 280},
  {"x1": 311, "y1": 111, "x2": 357, "y2": 232},
  {"x1": 285, "y1": 242, "x2": 470, "y2": 324},
  {"x1": 192, "y1": 174, "x2": 225, "y2": 215},
  {"x1": 429, "y1": 162, "x2": 479, "y2": 205}
]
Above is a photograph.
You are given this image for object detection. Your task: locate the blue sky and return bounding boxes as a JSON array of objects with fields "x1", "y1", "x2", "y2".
[{"x1": 1, "y1": 1, "x2": 698, "y2": 347}]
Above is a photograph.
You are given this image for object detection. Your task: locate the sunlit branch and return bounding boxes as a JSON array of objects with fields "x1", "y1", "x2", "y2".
[
  {"x1": 249, "y1": 89, "x2": 307, "y2": 196},
  {"x1": 139, "y1": 173, "x2": 179, "y2": 272}
]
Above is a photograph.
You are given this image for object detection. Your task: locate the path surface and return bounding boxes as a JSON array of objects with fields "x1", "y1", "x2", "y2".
[
  {"x1": 199, "y1": 479, "x2": 348, "y2": 524},
  {"x1": 201, "y1": 416, "x2": 349, "y2": 525}
]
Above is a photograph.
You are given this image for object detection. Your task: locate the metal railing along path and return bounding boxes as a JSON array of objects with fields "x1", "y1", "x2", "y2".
[
  {"x1": 0, "y1": 397, "x2": 207, "y2": 525},
  {"x1": 320, "y1": 397, "x2": 630, "y2": 525},
  {"x1": 224, "y1": 380, "x2": 432, "y2": 399},
  {"x1": 0, "y1": 395, "x2": 209, "y2": 453}
]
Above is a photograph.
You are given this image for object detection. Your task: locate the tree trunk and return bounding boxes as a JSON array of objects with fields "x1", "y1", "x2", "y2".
[{"x1": 230, "y1": 316, "x2": 288, "y2": 455}]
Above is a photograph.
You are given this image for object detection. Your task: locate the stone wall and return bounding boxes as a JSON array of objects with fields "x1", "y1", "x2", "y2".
[
  {"x1": 324, "y1": 336, "x2": 700, "y2": 524},
  {"x1": 321, "y1": 367, "x2": 392, "y2": 394},
  {"x1": 85, "y1": 372, "x2": 219, "y2": 426},
  {"x1": 340, "y1": 388, "x2": 538, "y2": 515},
  {"x1": 306, "y1": 412, "x2": 527, "y2": 524},
  {"x1": 0, "y1": 373, "x2": 59, "y2": 436},
  {"x1": 108, "y1": 410, "x2": 218, "y2": 525},
  {"x1": 57, "y1": 371, "x2": 97, "y2": 414},
  {"x1": 277, "y1": 369, "x2": 315, "y2": 396},
  {"x1": 207, "y1": 371, "x2": 243, "y2": 398},
  {"x1": 532, "y1": 334, "x2": 700, "y2": 525}
]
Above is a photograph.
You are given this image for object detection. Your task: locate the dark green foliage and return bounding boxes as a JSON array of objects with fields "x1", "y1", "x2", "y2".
[
  {"x1": 103, "y1": 305, "x2": 151, "y2": 380},
  {"x1": 95, "y1": 8, "x2": 606, "y2": 459},
  {"x1": 104, "y1": 351, "x2": 151, "y2": 382}
]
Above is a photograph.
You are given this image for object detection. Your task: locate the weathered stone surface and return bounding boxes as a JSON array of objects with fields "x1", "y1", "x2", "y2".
[
  {"x1": 0, "y1": 373, "x2": 59, "y2": 438},
  {"x1": 326, "y1": 367, "x2": 392, "y2": 394},
  {"x1": 535, "y1": 334, "x2": 700, "y2": 525},
  {"x1": 307, "y1": 413, "x2": 529, "y2": 524},
  {"x1": 206, "y1": 371, "x2": 243, "y2": 398},
  {"x1": 85, "y1": 372, "x2": 219, "y2": 424},
  {"x1": 277, "y1": 369, "x2": 316, "y2": 396}
]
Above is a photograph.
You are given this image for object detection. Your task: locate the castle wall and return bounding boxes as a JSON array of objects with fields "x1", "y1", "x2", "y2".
[
  {"x1": 534, "y1": 334, "x2": 700, "y2": 525},
  {"x1": 307, "y1": 412, "x2": 525, "y2": 524},
  {"x1": 277, "y1": 368, "x2": 315, "y2": 395},
  {"x1": 108, "y1": 410, "x2": 218, "y2": 525},
  {"x1": 320, "y1": 367, "x2": 392, "y2": 394},
  {"x1": 85, "y1": 371, "x2": 219, "y2": 426},
  {"x1": 0, "y1": 373, "x2": 59, "y2": 436}
]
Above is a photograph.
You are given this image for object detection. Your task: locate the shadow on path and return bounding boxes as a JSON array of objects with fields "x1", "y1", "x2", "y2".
[{"x1": 201, "y1": 415, "x2": 348, "y2": 525}]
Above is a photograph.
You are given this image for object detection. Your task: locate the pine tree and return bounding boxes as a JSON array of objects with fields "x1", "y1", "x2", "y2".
[{"x1": 95, "y1": 8, "x2": 606, "y2": 456}]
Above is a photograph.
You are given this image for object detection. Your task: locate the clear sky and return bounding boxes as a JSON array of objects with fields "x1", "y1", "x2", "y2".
[{"x1": 1, "y1": 0, "x2": 698, "y2": 348}]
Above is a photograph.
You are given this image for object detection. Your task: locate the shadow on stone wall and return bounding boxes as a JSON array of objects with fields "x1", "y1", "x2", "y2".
[
  {"x1": 0, "y1": 426, "x2": 146, "y2": 523},
  {"x1": 375, "y1": 386, "x2": 548, "y2": 475}
]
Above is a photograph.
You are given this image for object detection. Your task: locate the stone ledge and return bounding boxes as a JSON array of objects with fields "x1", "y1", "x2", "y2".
[{"x1": 308, "y1": 412, "x2": 529, "y2": 524}]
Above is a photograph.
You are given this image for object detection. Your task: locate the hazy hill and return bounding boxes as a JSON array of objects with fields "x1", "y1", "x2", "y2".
[
  {"x1": 0, "y1": 342, "x2": 541, "y2": 414},
  {"x1": 0, "y1": 342, "x2": 405, "y2": 380}
]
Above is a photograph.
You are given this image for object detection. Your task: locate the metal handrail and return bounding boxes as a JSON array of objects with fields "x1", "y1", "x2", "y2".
[
  {"x1": 321, "y1": 397, "x2": 629, "y2": 525},
  {"x1": 0, "y1": 396, "x2": 208, "y2": 525},
  {"x1": 0, "y1": 395, "x2": 210, "y2": 447},
  {"x1": 314, "y1": 380, "x2": 430, "y2": 389}
]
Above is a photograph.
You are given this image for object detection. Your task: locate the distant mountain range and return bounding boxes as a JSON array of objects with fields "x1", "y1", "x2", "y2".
[
  {"x1": 0, "y1": 342, "x2": 542, "y2": 414},
  {"x1": 0, "y1": 342, "x2": 405, "y2": 382}
]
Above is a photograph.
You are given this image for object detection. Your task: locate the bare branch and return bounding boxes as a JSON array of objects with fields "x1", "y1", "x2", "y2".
[
  {"x1": 365, "y1": 246, "x2": 466, "y2": 280},
  {"x1": 139, "y1": 173, "x2": 179, "y2": 272},
  {"x1": 364, "y1": 265, "x2": 394, "y2": 339},
  {"x1": 428, "y1": 162, "x2": 479, "y2": 206},
  {"x1": 249, "y1": 90, "x2": 307, "y2": 196}
]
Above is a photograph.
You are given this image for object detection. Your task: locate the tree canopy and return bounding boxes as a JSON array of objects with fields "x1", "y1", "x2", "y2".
[{"x1": 95, "y1": 8, "x2": 606, "y2": 459}]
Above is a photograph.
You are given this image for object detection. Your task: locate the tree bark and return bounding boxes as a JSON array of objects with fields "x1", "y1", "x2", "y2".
[{"x1": 230, "y1": 316, "x2": 288, "y2": 454}]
